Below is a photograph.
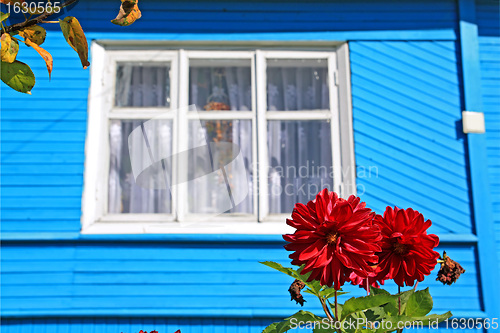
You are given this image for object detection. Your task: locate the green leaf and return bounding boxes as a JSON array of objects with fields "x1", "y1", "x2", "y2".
[
  {"x1": 59, "y1": 16, "x2": 90, "y2": 68},
  {"x1": 262, "y1": 322, "x2": 279, "y2": 333},
  {"x1": 380, "y1": 311, "x2": 452, "y2": 331},
  {"x1": 272, "y1": 310, "x2": 324, "y2": 333},
  {"x1": 396, "y1": 289, "x2": 414, "y2": 315},
  {"x1": 260, "y1": 261, "x2": 301, "y2": 280},
  {"x1": 382, "y1": 301, "x2": 399, "y2": 317},
  {"x1": 364, "y1": 306, "x2": 386, "y2": 323},
  {"x1": 341, "y1": 294, "x2": 397, "y2": 320},
  {"x1": 260, "y1": 261, "x2": 322, "y2": 296},
  {"x1": 370, "y1": 287, "x2": 390, "y2": 296},
  {"x1": 405, "y1": 287, "x2": 433, "y2": 317},
  {"x1": 320, "y1": 287, "x2": 349, "y2": 300},
  {"x1": 415, "y1": 311, "x2": 453, "y2": 325},
  {"x1": 19, "y1": 25, "x2": 46, "y2": 45},
  {"x1": 1, "y1": 60, "x2": 35, "y2": 94},
  {"x1": 297, "y1": 265, "x2": 322, "y2": 295},
  {"x1": 1, "y1": 11, "x2": 10, "y2": 22},
  {"x1": 328, "y1": 300, "x2": 342, "y2": 321}
]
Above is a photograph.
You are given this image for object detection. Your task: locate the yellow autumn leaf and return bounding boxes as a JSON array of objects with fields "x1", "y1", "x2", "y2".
[
  {"x1": 111, "y1": 0, "x2": 141, "y2": 26},
  {"x1": 1, "y1": 33, "x2": 19, "y2": 63},
  {"x1": 59, "y1": 16, "x2": 90, "y2": 69},
  {"x1": 24, "y1": 38, "x2": 53, "y2": 79},
  {"x1": 19, "y1": 25, "x2": 46, "y2": 45}
]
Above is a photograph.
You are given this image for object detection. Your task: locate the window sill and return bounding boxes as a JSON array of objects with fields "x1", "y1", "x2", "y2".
[{"x1": 82, "y1": 221, "x2": 295, "y2": 235}]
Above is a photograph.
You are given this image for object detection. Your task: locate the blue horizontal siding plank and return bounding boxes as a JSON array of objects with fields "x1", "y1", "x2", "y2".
[
  {"x1": 1, "y1": 164, "x2": 84, "y2": 175},
  {"x1": 1, "y1": 176, "x2": 83, "y2": 186},
  {"x1": 0, "y1": 132, "x2": 86, "y2": 142},
  {"x1": 352, "y1": 86, "x2": 460, "y2": 138},
  {"x1": 0, "y1": 111, "x2": 87, "y2": 121},
  {"x1": 351, "y1": 75, "x2": 460, "y2": 127},
  {"x1": 74, "y1": 0, "x2": 457, "y2": 12},
  {"x1": 0, "y1": 209, "x2": 82, "y2": 220},
  {"x1": 1, "y1": 143, "x2": 86, "y2": 153},
  {"x1": 350, "y1": 41, "x2": 459, "y2": 77},
  {"x1": 353, "y1": 120, "x2": 467, "y2": 176},
  {"x1": 1, "y1": 198, "x2": 82, "y2": 209},
  {"x1": 351, "y1": 42, "x2": 460, "y2": 88},
  {"x1": 350, "y1": 69, "x2": 461, "y2": 121},
  {"x1": 353, "y1": 140, "x2": 469, "y2": 203},
  {"x1": 1, "y1": 273, "x2": 74, "y2": 285},
  {"x1": 1, "y1": 153, "x2": 85, "y2": 164},
  {"x1": 80, "y1": 10, "x2": 458, "y2": 24},
  {"x1": 1, "y1": 186, "x2": 83, "y2": 197},
  {"x1": 0, "y1": 121, "x2": 87, "y2": 131},
  {"x1": 0, "y1": 221, "x2": 81, "y2": 232},
  {"x1": 354, "y1": 106, "x2": 466, "y2": 161}
]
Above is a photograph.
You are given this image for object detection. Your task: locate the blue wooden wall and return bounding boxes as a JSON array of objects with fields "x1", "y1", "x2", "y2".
[
  {"x1": 477, "y1": 0, "x2": 500, "y2": 274},
  {"x1": 1, "y1": 0, "x2": 498, "y2": 331}
]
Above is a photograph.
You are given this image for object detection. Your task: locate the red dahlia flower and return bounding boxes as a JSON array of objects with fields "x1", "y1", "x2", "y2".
[
  {"x1": 374, "y1": 206, "x2": 440, "y2": 287},
  {"x1": 283, "y1": 189, "x2": 382, "y2": 290}
]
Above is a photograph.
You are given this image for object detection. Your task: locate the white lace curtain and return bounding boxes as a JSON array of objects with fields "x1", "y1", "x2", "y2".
[
  {"x1": 189, "y1": 65, "x2": 253, "y2": 214},
  {"x1": 109, "y1": 64, "x2": 332, "y2": 215},
  {"x1": 190, "y1": 66, "x2": 252, "y2": 111},
  {"x1": 267, "y1": 66, "x2": 333, "y2": 213},
  {"x1": 267, "y1": 66, "x2": 329, "y2": 111},
  {"x1": 109, "y1": 119, "x2": 172, "y2": 214},
  {"x1": 109, "y1": 64, "x2": 172, "y2": 214}
]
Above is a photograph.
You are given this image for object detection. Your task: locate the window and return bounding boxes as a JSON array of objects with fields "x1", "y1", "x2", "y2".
[{"x1": 82, "y1": 43, "x2": 355, "y2": 234}]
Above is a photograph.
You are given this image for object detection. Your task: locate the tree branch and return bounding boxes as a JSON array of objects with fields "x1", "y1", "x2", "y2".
[{"x1": 1, "y1": 0, "x2": 79, "y2": 35}]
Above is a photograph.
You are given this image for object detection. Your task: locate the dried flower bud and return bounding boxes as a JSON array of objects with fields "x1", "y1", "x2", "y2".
[
  {"x1": 288, "y1": 279, "x2": 306, "y2": 306},
  {"x1": 436, "y1": 251, "x2": 466, "y2": 285}
]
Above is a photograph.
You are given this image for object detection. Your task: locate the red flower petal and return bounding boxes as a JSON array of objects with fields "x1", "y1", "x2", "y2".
[{"x1": 283, "y1": 190, "x2": 380, "y2": 290}]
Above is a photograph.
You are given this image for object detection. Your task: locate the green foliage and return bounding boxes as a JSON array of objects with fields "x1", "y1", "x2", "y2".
[
  {"x1": 262, "y1": 261, "x2": 452, "y2": 333},
  {"x1": 262, "y1": 310, "x2": 324, "y2": 333},
  {"x1": 405, "y1": 288, "x2": 433, "y2": 317},
  {"x1": 1, "y1": 60, "x2": 35, "y2": 94},
  {"x1": 0, "y1": 0, "x2": 141, "y2": 93}
]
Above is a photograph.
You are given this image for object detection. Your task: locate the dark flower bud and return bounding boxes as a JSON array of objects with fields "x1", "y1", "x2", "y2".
[
  {"x1": 436, "y1": 251, "x2": 466, "y2": 285},
  {"x1": 288, "y1": 279, "x2": 306, "y2": 306}
]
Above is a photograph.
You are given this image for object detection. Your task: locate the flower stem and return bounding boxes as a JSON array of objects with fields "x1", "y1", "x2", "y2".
[
  {"x1": 413, "y1": 281, "x2": 419, "y2": 291},
  {"x1": 319, "y1": 297, "x2": 334, "y2": 322},
  {"x1": 398, "y1": 286, "x2": 401, "y2": 315},
  {"x1": 335, "y1": 290, "x2": 339, "y2": 321},
  {"x1": 398, "y1": 286, "x2": 403, "y2": 333},
  {"x1": 366, "y1": 278, "x2": 370, "y2": 296}
]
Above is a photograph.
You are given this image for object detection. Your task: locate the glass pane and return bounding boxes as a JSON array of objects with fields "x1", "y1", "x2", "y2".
[
  {"x1": 267, "y1": 59, "x2": 329, "y2": 111},
  {"x1": 189, "y1": 59, "x2": 252, "y2": 111},
  {"x1": 115, "y1": 62, "x2": 171, "y2": 107},
  {"x1": 188, "y1": 120, "x2": 253, "y2": 214},
  {"x1": 108, "y1": 119, "x2": 172, "y2": 213},
  {"x1": 268, "y1": 120, "x2": 333, "y2": 213}
]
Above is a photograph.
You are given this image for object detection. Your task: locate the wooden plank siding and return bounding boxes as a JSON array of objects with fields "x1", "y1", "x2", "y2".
[
  {"x1": 0, "y1": 318, "x2": 489, "y2": 333},
  {"x1": 477, "y1": 0, "x2": 500, "y2": 274},
  {"x1": 0, "y1": 242, "x2": 482, "y2": 318},
  {"x1": 0, "y1": 0, "x2": 496, "y2": 331}
]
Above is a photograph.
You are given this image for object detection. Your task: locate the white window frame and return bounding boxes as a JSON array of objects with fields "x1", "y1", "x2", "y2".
[{"x1": 81, "y1": 42, "x2": 355, "y2": 234}]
